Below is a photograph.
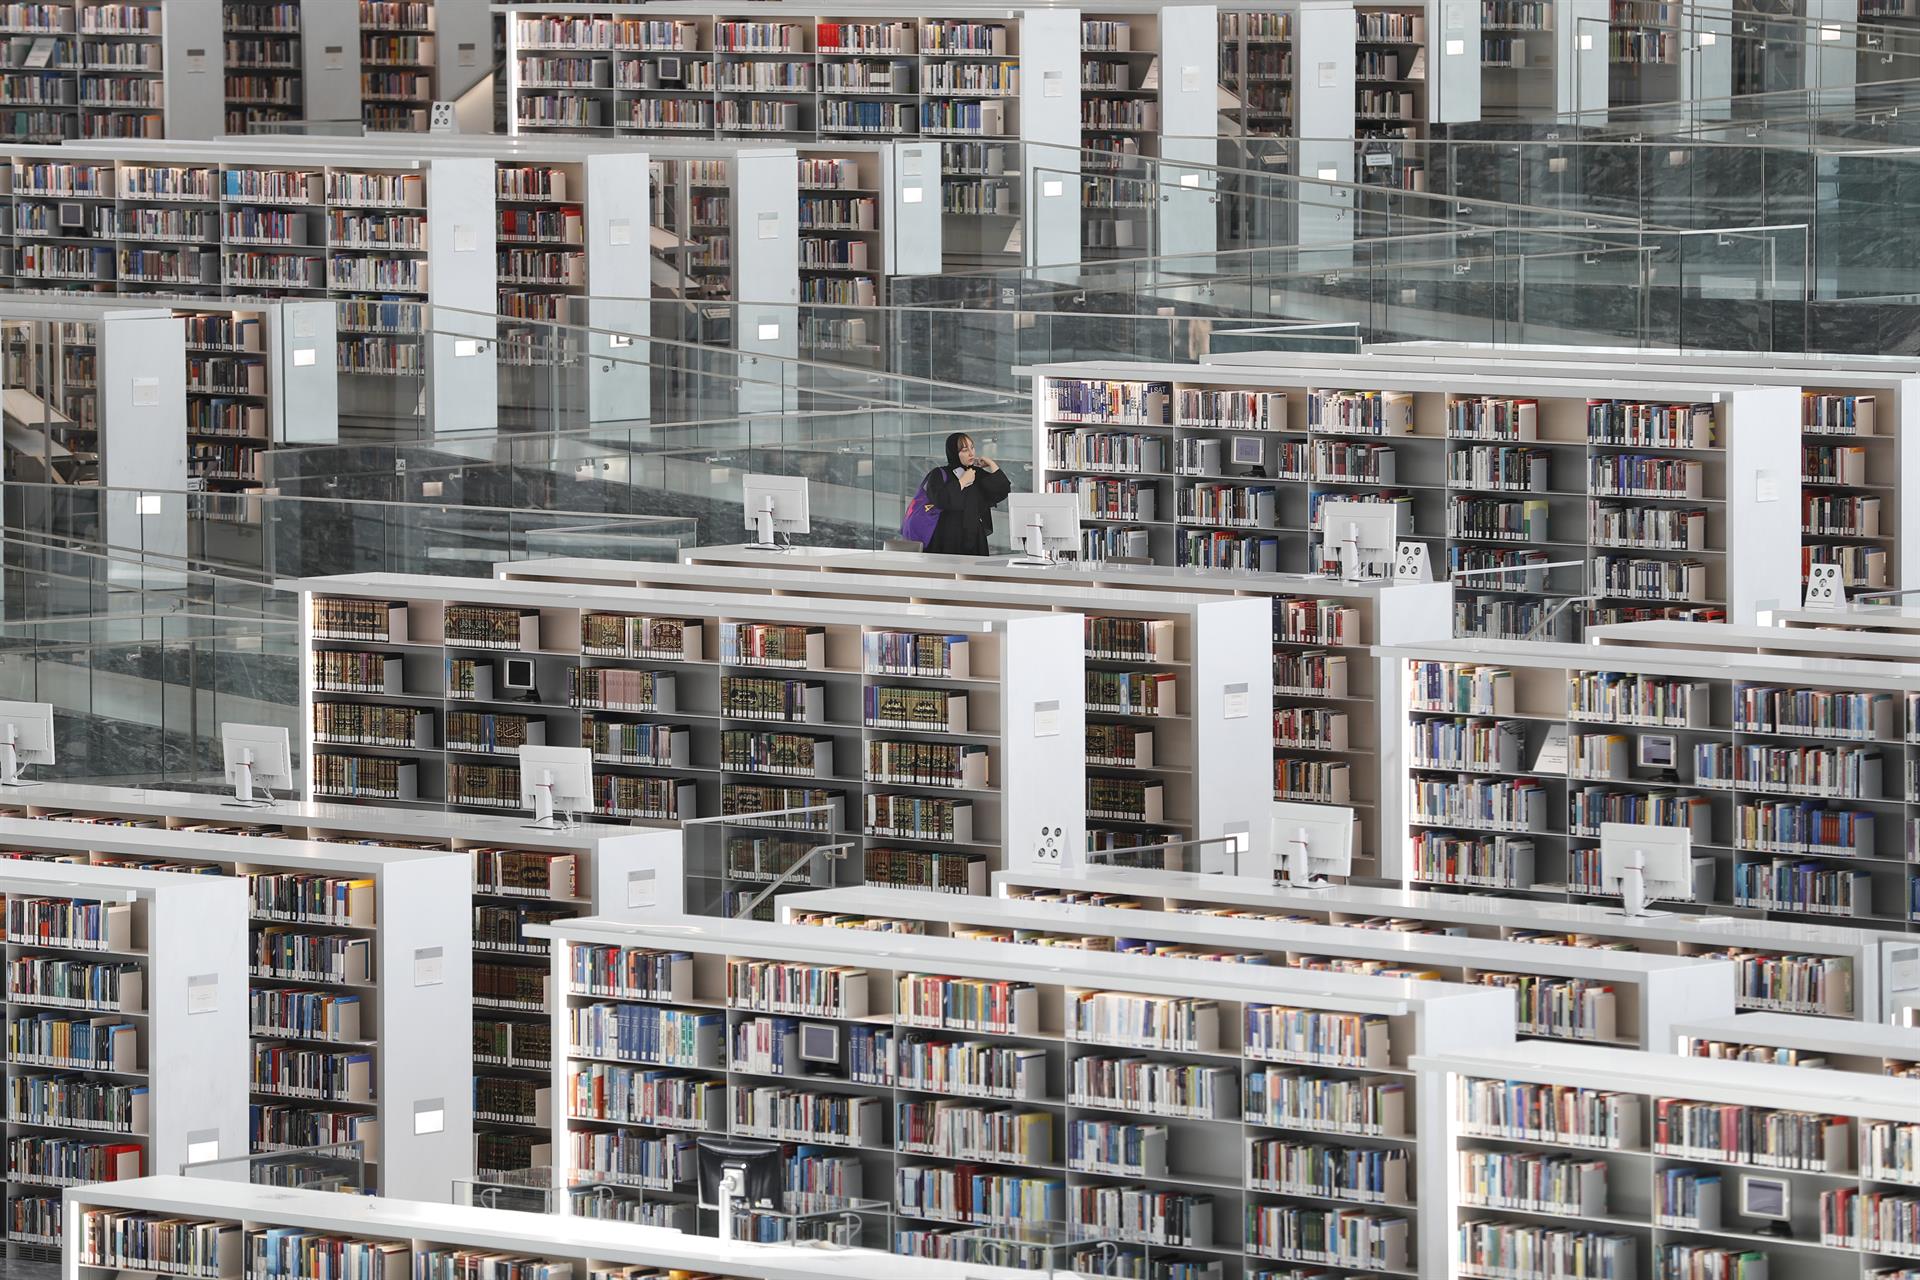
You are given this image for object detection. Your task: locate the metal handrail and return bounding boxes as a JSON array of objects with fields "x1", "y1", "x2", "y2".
[{"x1": 732, "y1": 841, "x2": 857, "y2": 920}]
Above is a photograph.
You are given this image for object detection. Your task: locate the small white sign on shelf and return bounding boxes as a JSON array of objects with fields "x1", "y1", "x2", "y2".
[
  {"x1": 413, "y1": 946, "x2": 444, "y2": 987},
  {"x1": 187, "y1": 974, "x2": 219, "y2": 1014},
  {"x1": 609, "y1": 219, "x2": 631, "y2": 246},
  {"x1": 627, "y1": 869, "x2": 657, "y2": 909},
  {"x1": 1033, "y1": 700, "x2": 1061, "y2": 738},
  {"x1": 1394, "y1": 541, "x2": 1433, "y2": 582},
  {"x1": 1223, "y1": 683, "x2": 1250, "y2": 720},
  {"x1": 1803, "y1": 563, "x2": 1845, "y2": 609}
]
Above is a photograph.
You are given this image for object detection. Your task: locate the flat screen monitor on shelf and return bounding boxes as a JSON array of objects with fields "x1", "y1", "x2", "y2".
[
  {"x1": 222, "y1": 722, "x2": 292, "y2": 807},
  {"x1": 0, "y1": 699, "x2": 53, "y2": 787},
  {"x1": 519, "y1": 744, "x2": 593, "y2": 828}
]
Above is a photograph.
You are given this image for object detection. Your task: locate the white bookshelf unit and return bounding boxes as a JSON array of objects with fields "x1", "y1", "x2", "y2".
[
  {"x1": 1420, "y1": 1039, "x2": 1920, "y2": 1280},
  {"x1": 1472, "y1": 0, "x2": 1608, "y2": 116},
  {"x1": 290, "y1": 571, "x2": 1085, "y2": 909},
  {"x1": 0, "y1": 0, "x2": 223, "y2": 144},
  {"x1": 61, "y1": 1174, "x2": 1049, "y2": 1280},
  {"x1": 1674, "y1": 1010, "x2": 1920, "y2": 1073},
  {"x1": 0, "y1": 816, "x2": 468, "y2": 1202},
  {"x1": 1383, "y1": 635, "x2": 1920, "y2": 939},
  {"x1": 777, "y1": 884, "x2": 1737, "y2": 1050},
  {"x1": 0, "y1": 141, "x2": 496, "y2": 433},
  {"x1": 495, "y1": 555, "x2": 1278, "y2": 879},
  {"x1": 535, "y1": 911, "x2": 1515, "y2": 1269},
  {"x1": 991, "y1": 864, "x2": 1919, "y2": 1023},
  {"x1": 0, "y1": 781, "x2": 684, "y2": 1183},
  {"x1": 0, "y1": 855, "x2": 246, "y2": 1262},
  {"x1": 672, "y1": 540, "x2": 1453, "y2": 881},
  {"x1": 1040, "y1": 357, "x2": 1803, "y2": 639},
  {"x1": 1358, "y1": 342, "x2": 1920, "y2": 599}
]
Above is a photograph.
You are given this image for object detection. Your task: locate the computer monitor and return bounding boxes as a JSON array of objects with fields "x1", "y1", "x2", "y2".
[
  {"x1": 1317, "y1": 499, "x2": 1399, "y2": 580},
  {"x1": 0, "y1": 700, "x2": 54, "y2": 787},
  {"x1": 1599, "y1": 821, "x2": 1695, "y2": 918},
  {"x1": 518, "y1": 745, "x2": 593, "y2": 829},
  {"x1": 1740, "y1": 1175, "x2": 1792, "y2": 1236},
  {"x1": 222, "y1": 722, "x2": 292, "y2": 807},
  {"x1": 1231, "y1": 436, "x2": 1266, "y2": 468},
  {"x1": 799, "y1": 1021, "x2": 840, "y2": 1065},
  {"x1": 1636, "y1": 734, "x2": 1678, "y2": 771},
  {"x1": 1271, "y1": 801, "x2": 1354, "y2": 889},
  {"x1": 743, "y1": 474, "x2": 810, "y2": 549},
  {"x1": 697, "y1": 1135, "x2": 784, "y2": 1229},
  {"x1": 500, "y1": 656, "x2": 537, "y2": 698},
  {"x1": 1006, "y1": 492, "x2": 1081, "y2": 564}
]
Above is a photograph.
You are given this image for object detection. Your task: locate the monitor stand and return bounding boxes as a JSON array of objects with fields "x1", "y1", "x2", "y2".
[
  {"x1": 0, "y1": 734, "x2": 35, "y2": 788},
  {"x1": 224, "y1": 752, "x2": 277, "y2": 808}
]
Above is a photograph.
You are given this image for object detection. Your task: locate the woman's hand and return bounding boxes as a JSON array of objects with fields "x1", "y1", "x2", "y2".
[
  {"x1": 976, "y1": 456, "x2": 999, "y2": 473},
  {"x1": 957, "y1": 466, "x2": 977, "y2": 489}
]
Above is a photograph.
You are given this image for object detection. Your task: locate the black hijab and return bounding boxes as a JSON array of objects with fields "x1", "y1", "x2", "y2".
[{"x1": 944, "y1": 432, "x2": 972, "y2": 469}]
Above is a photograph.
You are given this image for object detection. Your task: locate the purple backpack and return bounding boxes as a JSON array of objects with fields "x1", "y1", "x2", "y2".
[{"x1": 900, "y1": 469, "x2": 946, "y2": 546}]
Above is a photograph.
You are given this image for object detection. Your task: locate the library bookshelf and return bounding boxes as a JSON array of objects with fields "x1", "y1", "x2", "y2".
[
  {"x1": 1475, "y1": 0, "x2": 1607, "y2": 116},
  {"x1": 289, "y1": 571, "x2": 1085, "y2": 912},
  {"x1": 0, "y1": 780, "x2": 686, "y2": 1184},
  {"x1": 1382, "y1": 636, "x2": 1920, "y2": 937},
  {"x1": 0, "y1": 0, "x2": 222, "y2": 144},
  {"x1": 990, "y1": 864, "x2": 1915, "y2": 1023},
  {"x1": 1355, "y1": 342, "x2": 1920, "y2": 600},
  {"x1": 495, "y1": 555, "x2": 1278, "y2": 880},
  {"x1": 1417, "y1": 1039, "x2": 1920, "y2": 1280},
  {"x1": 534, "y1": 912, "x2": 1514, "y2": 1270},
  {"x1": 643, "y1": 137, "x2": 938, "y2": 361},
  {"x1": 0, "y1": 857, "x2": 245, "y2": 1262},
  {"x1": 1030, "y1": 358, "x2": 1803, "y2": 641},
  {"x1": 224, "y1": 0, "x2": 303, "y2": 135},
  {"x1": 1674, "y1": 1011, "x2": 1920, "y2": 1074},
  {"x1": 0, "y1": 817, "x2": 468, "y2": 1202},
  {"x1": 60, "y1": 1174, "x2": 1045, "y2": 1280},
  {"x1": 776, "y1": 884, "x2": 1738, "y2": 1049},
  {"x1": 666, "y1": 542, "x2": 1455, "y2": 879},
  {"x1": 1601, "y1": 0, "x2": 1732, "y2": 113},
  {"x1": 0, "y1": 141, "x2": 496, "y2": 433}
]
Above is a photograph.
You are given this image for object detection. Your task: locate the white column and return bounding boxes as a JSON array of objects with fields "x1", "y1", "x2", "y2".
[
  {"x1": 301, "y1": 0, "x2": 365, "y2": 126},
  {"x1": 584, "y1": 151, "x2": 651, "y2": 428},
  {"x1": 732, "y1": 147, "x2": 800, "y2": 417},
  {"x1": 97, "y1": 311, "x2": 188, "y2": 583},
  {"x1": 425, "y1": 158, "x2": 499, "y2": 436},
  {"x1": 1154, "y1": 4, "x2": 1220, "y2": 264},
  {"x1": 161, "y1": 0, "x2": 223, "y2": 138},
  {"x1": 1018, "y1": 7, "x2": 1083, "y2": 273}
]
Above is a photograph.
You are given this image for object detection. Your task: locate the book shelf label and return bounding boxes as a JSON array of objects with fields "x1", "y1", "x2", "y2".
[
  {"x1": 1034, "y1": 700, "x2": 1061, "y2": 737},
  {"x1": 1224, "y1": 684, "x2": 1250, "y2": 720},
  {"x1": 187, "y1": 973, "x2": 219, "y2": 1014},
  {"x1": 414, "y1": 946, "x2": 444, "y2": 987}
]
